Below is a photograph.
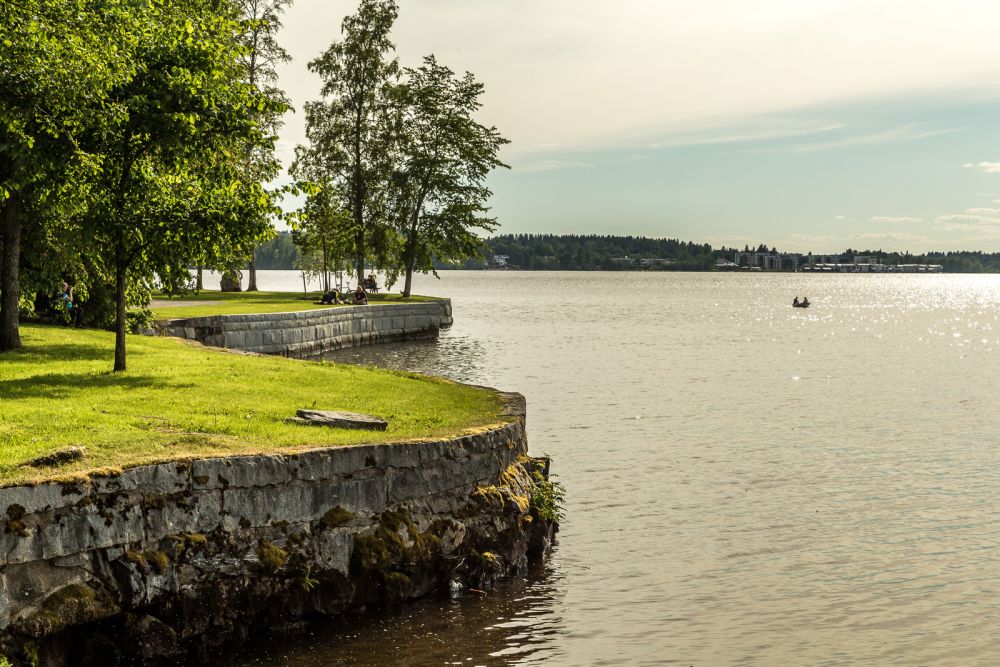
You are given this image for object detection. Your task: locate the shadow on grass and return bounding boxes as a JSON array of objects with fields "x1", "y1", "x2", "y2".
[
  {"x1": 0, "y1": 371, "x2": 164, "y2": 400},
  {"x1": 10, "y1": 325, "x2": 150, "y2": 365}
]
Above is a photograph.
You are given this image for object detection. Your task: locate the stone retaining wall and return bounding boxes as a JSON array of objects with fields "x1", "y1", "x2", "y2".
[
  {"x1": 152, "y1": 300, "x2": 453, "y2": 357},
  {"x1": 0, "y1": 393, "x2": 555, "y2": 666}
]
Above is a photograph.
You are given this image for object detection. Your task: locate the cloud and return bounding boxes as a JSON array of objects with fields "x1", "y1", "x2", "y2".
[
  {"x1": 966, "y1": 162, "x2": 1000, "y2": 173},
  {"x1": 833, "y1": 215, "x2": 850, "y2": 220},
  {"x1": 934, "y1": 208, "x2": 1000, "y2": 234},
  {"x1": 851, "y1": 232, "x2": 929, "y2": 243},
  {"x1": 792, "y1": 124, "x2": 960, "y2": 152},
  {"x1": 869, "y1": 216, "x2": 924, "y2": 224},
  {"x1": 511, "y1": 158, "x2": 594, "y2": 173}
]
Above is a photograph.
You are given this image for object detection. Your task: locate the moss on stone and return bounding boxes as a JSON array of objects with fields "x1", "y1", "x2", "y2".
[
  {"x1": 349, "y1": 509, "x2": 442, "y2": 580},
  {"x1": 144, "y1": 550, "x2": 170, "y2": 574},
  {"x1": 320, "y1": 505, "x2": 355, "y2": 529},
  {"x1": 256, "y1": 539, "x2": 289, "y2": 572},
  {"x1": 125, "y1": 550, "x2": 146, "y2": 571},
  {"x1": 384, "y1": 571, "x2": 412, "y2": 594},
  {"x1": 168, "y1": 532, "x2": 207, "y2": 560},
  {"x1": 16, "y1": 583, "x2": 120, "y2": 638}
]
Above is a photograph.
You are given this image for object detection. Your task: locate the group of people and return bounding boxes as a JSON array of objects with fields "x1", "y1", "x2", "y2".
[
  {"x1": 792, "y1": 296, "x2": 810, "y2": 307},
  {"x1": 32, "y1": 281, "x2": 84, "y2": 326},
  {"x1": 320, "y1": 285, "x2": 369, "y2": 306}
]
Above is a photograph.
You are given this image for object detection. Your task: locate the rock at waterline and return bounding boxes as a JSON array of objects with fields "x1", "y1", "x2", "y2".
[{"x1": 289, "y1": 409, "x2": 388, "y2": 431}]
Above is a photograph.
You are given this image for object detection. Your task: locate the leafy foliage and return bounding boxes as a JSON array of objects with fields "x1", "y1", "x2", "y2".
[
  {"x1": 292, "y1": 0, "x2": 400, "y2": 283},
  {"x1": 388, "y1": 56, "x2": 508, "y2": 295}
]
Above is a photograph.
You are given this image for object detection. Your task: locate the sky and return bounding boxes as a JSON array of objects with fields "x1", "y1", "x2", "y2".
[{"x1": 273, "y1": 0, "x2": 1000, "y2": 253}]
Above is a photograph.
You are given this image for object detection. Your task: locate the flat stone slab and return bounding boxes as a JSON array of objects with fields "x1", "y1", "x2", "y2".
[{"x1": 291, "y1": 409, "x2": 388, "y2": 431}]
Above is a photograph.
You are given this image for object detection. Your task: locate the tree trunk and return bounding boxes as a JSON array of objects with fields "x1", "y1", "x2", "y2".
[
  {"x1": 114, "y1": 258, "x2": 127, "y2": 372},
  {"x1": 322, "y1": 242, "x2": 329, "y2": 293},
  {"x1": 355, "y1": 225, "x2": 364, "y2": 286},
  {"x1": 402, "y1": 266, "x2": 413, "y2": 297},
  {"x1": 0, "y1": 193, "x2": 23, "y2": 351},
  {"x1": 247, "y1": 254, "x2": 258, "y2": 291},
  {"x1": 401, "y1": 219, "x2": 420, "y2": 299},
  {"x1": 196, "y1": 266, "x2": 203, "y2": 291}
]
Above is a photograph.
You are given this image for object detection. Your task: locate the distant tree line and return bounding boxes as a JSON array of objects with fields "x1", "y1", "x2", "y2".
[
  {"x1": 256, "y1": 233, "x2": 1000, "y2": 273},
  {"x1": 833, "y1": 249, "x2": 1000, "y2": 273},
  {"x1": 481, "y1": 234, "x2": 727, "y2": 271}
]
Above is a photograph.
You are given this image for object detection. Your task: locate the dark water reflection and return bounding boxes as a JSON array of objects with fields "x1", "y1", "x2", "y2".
[{"x1": 227, "y1": 560, "x2": 565, "y2": 667}]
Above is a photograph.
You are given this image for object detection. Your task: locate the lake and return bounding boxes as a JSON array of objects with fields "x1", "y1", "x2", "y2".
[{"x1": 222, "y1": 270, "x2": 1000, "y2": 666}]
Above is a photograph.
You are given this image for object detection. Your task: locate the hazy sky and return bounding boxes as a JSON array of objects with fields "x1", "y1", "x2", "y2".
[{"x1": 274, "y1": 0, "x2": 1000, "y2": 252}]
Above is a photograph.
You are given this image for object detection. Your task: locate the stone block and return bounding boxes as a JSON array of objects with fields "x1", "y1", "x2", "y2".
[
  {"x1": 223, "y1": 477, "x2": 387, "y2": 526},
  {"x1": 144, "y1": 491, "x2": 222, "y2": 539},
  {"x1": 115, "y1": 463, "x2": 189, "y2": 495},
  {"x1": 40, "y1": 505, "x2": 144, "y2": 559},
  {"x1": 387, "y1": 454, "x2": 499, "y2": 504},
  {"x1": 0, "y1": 483, "x2": 84, "y2": 516},
  {"x1": 0, "y1": 525, "x2": 46, "y2": 565},
  {"x1": 314, "y1": 530, "x2": 352, "y2": 575},
  {"x1": 192, "y1": 455, "x2": 291, "y2": 489}
]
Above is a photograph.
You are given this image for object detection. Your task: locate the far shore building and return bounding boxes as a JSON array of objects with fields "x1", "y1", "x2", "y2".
[
  {"x1": 730, "y1": 252, "x2": 944, "y2": 273},
  {"x1": 733, "y1": 251, "x2": 801, "y2": 271}
]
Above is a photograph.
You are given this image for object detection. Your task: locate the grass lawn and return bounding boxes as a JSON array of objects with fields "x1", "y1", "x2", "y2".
[
  {"x1": 151, "y1": 290, "x2": 435, "y2": 320},
  {"x1": 0, "y1": 324, "x2": 504, "y2": 486}
]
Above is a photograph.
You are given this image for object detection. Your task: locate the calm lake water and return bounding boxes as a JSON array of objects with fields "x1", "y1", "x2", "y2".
[{"x1": 220, "y1": 270, "x2": 1000, "y2": 666}]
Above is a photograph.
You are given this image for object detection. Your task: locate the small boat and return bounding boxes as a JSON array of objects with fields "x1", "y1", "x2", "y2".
[{"x1": 792, "y1": 301, "x2": 810, "y2": 308}]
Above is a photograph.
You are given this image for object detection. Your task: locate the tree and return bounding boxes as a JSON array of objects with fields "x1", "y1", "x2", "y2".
[
  {"x1": 0, "y1": 0, "x2": 140, "y2": 351},
  {"x1": 83, "y1": 0, "x2": 284, "y2": 371},
  {"x1": 292, "y1": 181, "x2": 354, "y2": 292},
  {"x1": 388, "y1": 56, "x2": 508, "y2": 296},
  {"x1": 293, "y1": 0, "x2": 399, "y2": 285},
  {"x1": 236, "y1": 0, "x2": 293, "y2": 291}
]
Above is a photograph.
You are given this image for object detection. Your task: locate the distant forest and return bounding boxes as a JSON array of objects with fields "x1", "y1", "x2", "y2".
[{"x1": 254, "y1": 232, "x2": 1000, "y2": 273}]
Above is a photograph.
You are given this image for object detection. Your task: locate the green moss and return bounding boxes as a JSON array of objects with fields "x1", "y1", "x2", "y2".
[
  {"x1": 320, "y1": 505, "x2": 355, "y2": 529},
  {"x1": 349, "y1": 509, "x2": 442, "y2": 579},
  {"x1": 256, "y1": 539, "x2": 289, "y2": 572},
  {"x1": 22, "y1": 642, "x2": 38, "y2": 667},
  {"x1": 167, "y1": 532, "x2": 207, "y2": 559},
  {"x1": 384, "y1": 571, "x2": 412, "y2": 594},
  {"x1": 144, "y1": 550, "x2": 170, "y2": 574},
  {"x1": 16, "y1": 583, "x2": 119, "y2": 638},
  {"x1": 125, "y1": 550, "x2": 146, "y2": 570}
]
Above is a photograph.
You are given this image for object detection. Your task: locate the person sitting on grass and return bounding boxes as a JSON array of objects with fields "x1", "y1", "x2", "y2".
[
  {"x1": 53, "y1": 280, "x2": 84, "y2": 327},
  {"x1": 321, "y1": 289, "x2": 341, "y2": 305},
  {"x1": 353, "y1": 285, "x2": 368, "y2": 305}
]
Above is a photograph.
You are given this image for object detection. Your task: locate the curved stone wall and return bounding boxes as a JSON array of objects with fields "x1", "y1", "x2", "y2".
[
  {"x1": 0, "y1": 393, "x2": 556, "y2": 665},
  {"x1": 153, "y1": 299, "x2": 453, "y2": 356}
]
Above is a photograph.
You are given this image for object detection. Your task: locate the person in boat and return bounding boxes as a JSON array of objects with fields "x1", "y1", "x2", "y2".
[
  {"x1": 793, "y1": 297, "x2": 800, "y2": 307},
  {"x1": 801, "y1": 297, "x2": 810, "y2": 307}
]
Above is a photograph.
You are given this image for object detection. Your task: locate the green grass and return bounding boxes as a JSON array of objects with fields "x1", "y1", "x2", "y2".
[
  {"x1": 151, "y1": 290, "x2": 435, "y2": 320},
  {"x1": 0, "y1": 324, "x2": 504, "y2": 486}
]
